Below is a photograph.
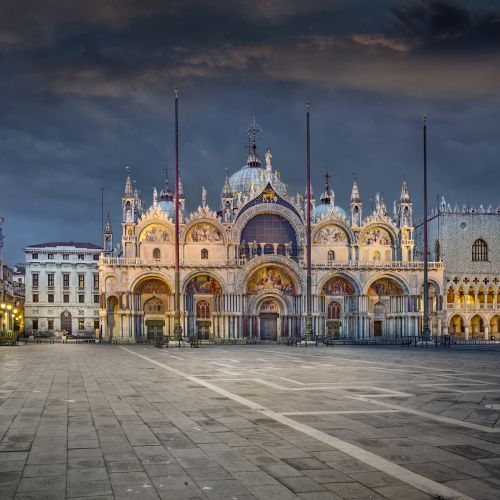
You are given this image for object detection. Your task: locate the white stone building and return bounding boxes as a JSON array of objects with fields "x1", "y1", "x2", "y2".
[
  {"x1": 24, "y1": 242, "x2": 101, "y2": 335},
  {"x1": 99, "y1": 127, "x2": 445, "y2": 342},
  {"x1": 418, "y1": 199, "x2": 500, "y2": 339}
]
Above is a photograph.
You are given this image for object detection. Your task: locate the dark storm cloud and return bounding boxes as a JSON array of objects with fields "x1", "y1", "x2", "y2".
[{"x1": 0, "y1": 0, "x2": 499, "y2": 263}]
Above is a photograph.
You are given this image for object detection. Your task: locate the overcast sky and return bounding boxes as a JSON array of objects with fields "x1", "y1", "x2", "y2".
[{"x1": 1, "y1": 0, "x2": 499, "y2": 264}]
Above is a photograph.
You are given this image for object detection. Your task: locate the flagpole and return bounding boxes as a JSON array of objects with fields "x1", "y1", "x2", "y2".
[
  {"x1": 304, "y1": 101, "x2": 314, "y2": 341},
  {"x1": 422, "y1": 115, "x2": 430, "y2": 338},
  {"x1": 173, "y1": 84, "x2": 183, "y2": 341}
]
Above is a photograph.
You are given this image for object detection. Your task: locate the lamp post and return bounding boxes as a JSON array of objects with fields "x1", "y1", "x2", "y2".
[
  {"x1": 304, "y1": 102, "x2": 314, "y2": 341},
  {"x1": 422, "y1": 115, "x2": 431, "y2": 338},
  {"x1": 172, "y1": 84, "x2": 183, "y2": 343}
]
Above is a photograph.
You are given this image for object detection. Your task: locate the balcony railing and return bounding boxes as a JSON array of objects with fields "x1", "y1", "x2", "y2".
[{"x1": 100, "y1": 256, "x2": 443, "y2": 270}]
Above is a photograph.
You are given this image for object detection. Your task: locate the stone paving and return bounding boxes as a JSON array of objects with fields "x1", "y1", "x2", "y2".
[{"x1": 1, "y1": 344, "x2": 500, "y2": 499}]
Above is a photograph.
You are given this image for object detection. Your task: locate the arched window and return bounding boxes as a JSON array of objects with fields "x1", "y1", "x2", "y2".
[
  {"x1": 201, "y1": 248, "x2": 208, "y2": 260},
  {"x1": 196, "y1": 300, "x2": 210, "y2": 318},
  {"x1": 472, "y1": 239, "x2": 488, "y2": 261},
  {"x1": 327, "y1": 250, "x2": 335, "y2": 262},
  {"x1": 152, "y1": 248, "x2": 161, "y2": 260},
  {"x1": 373, "y1": 251, "x2": 381, "y2": 262},
  {"x1": 327, "y1": 301, "x2": 341, "y2": 319}
]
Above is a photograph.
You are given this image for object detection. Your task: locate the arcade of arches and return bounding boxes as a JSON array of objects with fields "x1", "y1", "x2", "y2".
[{"x1": 101, "y1": 271, "x2": 443, "y2": 340}]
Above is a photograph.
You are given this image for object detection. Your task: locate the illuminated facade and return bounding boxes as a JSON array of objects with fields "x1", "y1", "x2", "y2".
[
  {"x1": 99, "y1": 132, "x2": 445, "y2": 341},
  {"x1": 418, "y1": 199, "x2": 500, "y2": 340},
  {"x1": 24, "y1": 243, "x2": 101, "y2": 335}
]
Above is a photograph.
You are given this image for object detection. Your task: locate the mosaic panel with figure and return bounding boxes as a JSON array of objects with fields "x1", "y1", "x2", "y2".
[
  {"x1": 136, "y1": 279, "x2": 170, "y2": 295},
  {"x1": 247, "y1": 266, "x2": 295, "y2": 294},
  {"x1": 359, "y1": 227, "x2": 392, "y2": 245},
  {"x1": 187, "y1": 223, "x2": 223, "y2": 243},
  {"x1": 139, "y1": 224, "x2": 171, "y2": 243},
  {"x1": 322, "y1": 277, "x2": 355, "y2": 295},
  {"x1": 370, "y1": 278, "x2": 403, "y2": 296},
  {"x1": 186, "y1": 275, "x2": 222, "y2": 295},
  {"x1": 314, "y1": 225, "x2": 348, "y2": 244}
]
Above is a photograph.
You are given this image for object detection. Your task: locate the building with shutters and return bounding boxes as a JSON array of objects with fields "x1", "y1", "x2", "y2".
[{"x1": 24, "y1": 243, "x2": 101, "y2": 336}]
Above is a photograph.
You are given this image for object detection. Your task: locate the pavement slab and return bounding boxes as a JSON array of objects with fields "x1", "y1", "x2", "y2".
[{"x1": 1, "y1": 343, "x2": 500, "y2": 499}]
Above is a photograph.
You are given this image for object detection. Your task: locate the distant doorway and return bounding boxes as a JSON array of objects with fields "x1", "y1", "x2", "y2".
[
  {"x1": 260, "y1": 314, "x2": 278, "y2": 340},
  {"x1": 259, "y1": 299, "x2": 280, "y2": 340},
  {"x1": 61, "y1": 311, "x2": 72, "y2": 335},
  {"x1": 374, "y1": 321, "x2": 382, "y2": 337},
  {"x1": 146, "y1": 320, "x2": 164, "y2": 341},
  {"x1": 196, "y1": 320, "x2": 211, "y2": 340}
]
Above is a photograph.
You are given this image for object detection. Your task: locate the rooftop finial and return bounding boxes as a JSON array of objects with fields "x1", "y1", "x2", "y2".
[
  {"x1": 246, "y1": 117, "x2": 262, "y2": 167},
  {"x1": 324, "y1": 169, "x2": 331, "y2": 190}
]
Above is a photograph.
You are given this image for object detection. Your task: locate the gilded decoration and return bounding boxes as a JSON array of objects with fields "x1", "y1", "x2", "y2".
[
  {"x1": 323, "y1": 277, "x2": 354, "y2": 295},
  {"x1": 137, "y1": 279, "x2": 170, "y2": 295},
  {"x1": 359, "y1": 227, "x2": 391, "y2": 245},
  {"x1": 370, "y1": 279, "x2": 403, "y2": 296},
  {"x1": 139, "y1": 224, "x2": 170, "y2": 243},
  {"x1": 314, "y1": 225, "x2": 347, "y2": 244},
  {"x1": 186, "y1": 275, "x2": 222, "y2": 295},
  {"x1": 187, "y1": 223, "x2": 222, "y2": 243},
  {"x1": 247, "y1": 266, "x2": 295, "y2": 294}
]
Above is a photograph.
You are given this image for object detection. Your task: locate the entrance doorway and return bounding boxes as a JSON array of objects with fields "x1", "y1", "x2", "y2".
[
  {"x1": 61, "y1": 311, "x2": 72, "y2": 335},
  {"x1": 374, "y1": 321, "x2": 382, "y2": 337},
  {"x1": 146, "y1": 320, "x2": 164, "y2": 341},
  {"x1": 327, "y1": 321, "x2": 341, "y2": 338},
  {"x1": 196, "y1": 320, "x2": 211, "y2": 339},
  {"x1": 260, "y1": 314, "x2": 278, "y2": 340},
  {"x1": 259, "y1": 299, "x2": 280, "y2": 340}
]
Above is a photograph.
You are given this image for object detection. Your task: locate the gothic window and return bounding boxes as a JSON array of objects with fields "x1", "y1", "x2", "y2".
[
  {"x1": 472, "y1": 239, "x2": 488, "y2": 262},
  {"x1": 153, "y1": 248, "x2": 161, "y2": 260},
  {"x1": 197, "y1": 300, "x2": 210, "y2": 318},
  {"x1": 373, "y1": 251, "x2": 381, "y2": 261},
  {"x1": 201, "y1": 248, "x2": 208, "y2": 260},
  {"x1": 327, "y1": 301, "x2": 341, "y2": 319},
  {"x1": 327, "y1": 250, "x2": 335, "y2": 262}
]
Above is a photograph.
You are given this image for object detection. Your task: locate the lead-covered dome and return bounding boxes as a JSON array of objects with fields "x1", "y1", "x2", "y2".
[{"x1": 228, "y1": 143, "x2": 287, "y2": 198}]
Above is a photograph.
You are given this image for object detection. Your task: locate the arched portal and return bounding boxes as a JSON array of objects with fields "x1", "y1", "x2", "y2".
[
  {"x1": 135, "y1": 278, "x2": 171, "y2": 339},
  {"x1": 449, "y1": 315, "x2": 464, "y2": 338},
  {"x1": 185, "y1": 275, "x2": 222, "y2": 338},
  {"x1": 470, "y1": 315, "x2": 484, "y2": 339},
  {"x1": 61, "y1": 310, "x2": 72, "y2": 335},
  {"x1": 258, "y1": 299, "x2": 280, "y2": 341},
  {"x1": 490, "y1": 315, "x2": 500, "y2": 338},
  {"x1": 368, "y1": 278, "x2": 404, "y2": 338}
]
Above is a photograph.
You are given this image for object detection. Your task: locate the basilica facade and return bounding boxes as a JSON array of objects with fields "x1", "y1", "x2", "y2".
[{"x1": 99, "y1": 136, "x2": 444, "y2": 341}]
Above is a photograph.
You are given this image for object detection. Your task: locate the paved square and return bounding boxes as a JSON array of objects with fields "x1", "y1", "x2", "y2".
[{"x1": 1, "y1": 344, "x2": 500, "y2": 499}]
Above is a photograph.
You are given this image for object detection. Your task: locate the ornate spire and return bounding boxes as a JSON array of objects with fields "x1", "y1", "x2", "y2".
[
  {"x1": 400, "y1": 178, "x2": 411, "y2": 202},
  {"x1": 104, "y1": 213, "x2": 112, "y2": 234},
  {"x1": 124, "y1": 167, "x2": 133, "y2": 196},
  {"x1": 222, "y1": 168, "x2": 232, "y2": 197},
  {"x1": 160, "y1": 166, "x2": 173, "y2": 201},
  {"x1": 350, "y1": 175, "x2": 361, "y2": 203}
]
